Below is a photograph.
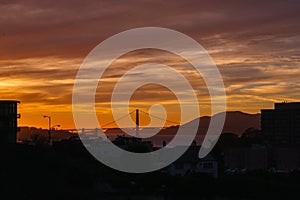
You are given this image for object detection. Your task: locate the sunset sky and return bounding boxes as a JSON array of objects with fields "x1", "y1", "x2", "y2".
[{"x1": 1, "y1": 0, "x2": 299, "y2": 129}]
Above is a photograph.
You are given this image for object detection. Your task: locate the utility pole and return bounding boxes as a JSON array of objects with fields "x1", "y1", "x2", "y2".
[
  {"x1": 136, "y1": 109, "x2": 139, "y2": 137},
  {"x1": 43, "y1": 115, "x2": 51, "y2": 146}
]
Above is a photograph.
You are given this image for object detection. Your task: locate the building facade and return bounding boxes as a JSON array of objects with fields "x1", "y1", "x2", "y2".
[
  {"x1": 0, "y1": 100, "x2": 20, "y2": 144},
  {"x1": 163, "y1": 146, "x2": 218, "y2": 178},
  {"x1": 261, "y1": 102, "x2": 300, "y2": 145},
  {"x1": 223, "y1": 144, "x2": 268, "y2": 172},
  {"x1": 261, "y1": 102, "x2": 300, "y2": 170}
]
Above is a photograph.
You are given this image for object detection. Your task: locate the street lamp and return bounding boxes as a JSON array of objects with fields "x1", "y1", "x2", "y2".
[{"x1": 43, "y1": 115, "x2": 51, "y2": 146}]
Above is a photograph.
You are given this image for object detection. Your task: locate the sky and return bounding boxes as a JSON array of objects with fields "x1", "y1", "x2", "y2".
[{"x1": 0, "y1": 0, "x2": 299, "y2": 129}]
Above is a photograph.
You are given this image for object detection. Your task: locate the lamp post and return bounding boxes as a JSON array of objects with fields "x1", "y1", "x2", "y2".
[{"x1": 43, "y1": 115, "x2": 51, "y2": 146}]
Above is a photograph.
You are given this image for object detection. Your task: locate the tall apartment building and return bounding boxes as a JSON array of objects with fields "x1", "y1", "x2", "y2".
[
  {"x1": 261, "y1": 102, "x2": 300, "y2": 145},
  {"x1": 0, "y1": 100, "x2": 20, "y2": 144}
]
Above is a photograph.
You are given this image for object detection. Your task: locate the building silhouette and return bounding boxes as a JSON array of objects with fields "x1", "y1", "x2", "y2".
[
  {"x1": 261, "y1": 102, "x2": 300, "y2": 145},
  {"x1": 261, "y1": 102, "x2": 300, "y2": 171},
  {"x1": 0, "y1": 100, "x2": 20, "y2": 144},
  {"x1": 162, "y1": 145, "x2": 218, "y2": 178}
]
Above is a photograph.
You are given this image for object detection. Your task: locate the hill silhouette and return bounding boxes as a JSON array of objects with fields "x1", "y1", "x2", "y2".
[{"x1": 160, "y1": 111, "x2": 260, "y2": 136}]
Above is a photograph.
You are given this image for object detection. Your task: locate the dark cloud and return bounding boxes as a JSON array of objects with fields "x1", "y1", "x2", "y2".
[{"x1": 0, "y1": 0, "x2": 299, "y2": 58}]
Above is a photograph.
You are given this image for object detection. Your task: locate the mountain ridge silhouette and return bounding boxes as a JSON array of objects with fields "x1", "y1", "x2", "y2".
[{"x1": 160, "y1": 111, "x2": 260, "y2": 136}]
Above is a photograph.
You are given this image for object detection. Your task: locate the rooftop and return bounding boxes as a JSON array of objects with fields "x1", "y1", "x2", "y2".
[
  {"x1": 275, "y1": 102, "x2": 300, "y2": 110},
  {"x1": 0, "y1": 100, "x2": 20, "y2": 103}
]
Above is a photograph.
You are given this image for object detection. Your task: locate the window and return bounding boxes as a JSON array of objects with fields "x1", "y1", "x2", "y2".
[{"x1": 203, "y1": 162, "x2": 213, "y2": 169}]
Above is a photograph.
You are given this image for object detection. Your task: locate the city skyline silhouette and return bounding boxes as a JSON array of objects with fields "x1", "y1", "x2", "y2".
[{"x1": 0, "y1": 0, "x2": 299, "y2": 199}]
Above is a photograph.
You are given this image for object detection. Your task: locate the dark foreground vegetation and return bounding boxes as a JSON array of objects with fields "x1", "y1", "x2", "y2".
[{"x1": 1, "y1": 143, "x2": 299, "y2": 200}]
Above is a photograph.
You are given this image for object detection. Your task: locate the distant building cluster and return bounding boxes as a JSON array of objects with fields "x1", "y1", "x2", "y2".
[{"x1": 2, "y1": 100, "x2": 300, "y2": 177}]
